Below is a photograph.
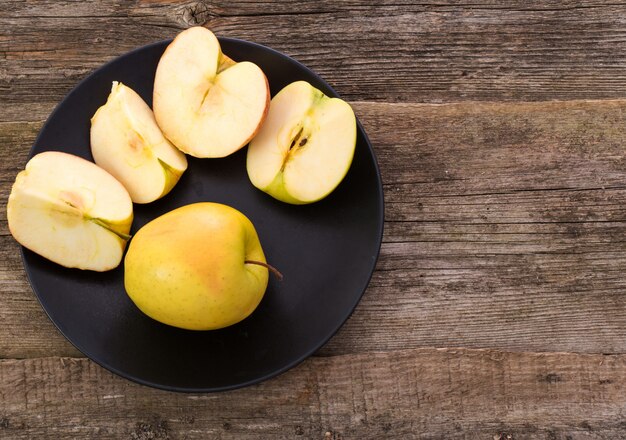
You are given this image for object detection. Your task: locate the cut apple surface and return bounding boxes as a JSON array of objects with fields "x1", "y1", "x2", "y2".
[
  {"x1": 246, "y1": 81, "x2": 357, "y2": 204},
  {"x1": 91, "y1": 81, "x2": 188, "y2": 204},
  {"x1": 153, "y1": 26, "x2": 270, "y2": 158},
  {"x1": 7, "y1": 151, "x2": 133, "y2": 271}
]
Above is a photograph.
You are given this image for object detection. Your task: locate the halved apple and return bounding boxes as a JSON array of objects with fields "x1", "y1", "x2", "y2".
[
  {"x1": 7, "y1": 151, "x2": 133, "y2": 271},
  {"x1": 153, "y1": 26, "x2": 270, "y2": 158},
  {"x1": 91, "y1": 81, "x2": 188, "y2": 204},
  {"x1": 246, "y1": 81, "x2": 357, "y2": 204}
]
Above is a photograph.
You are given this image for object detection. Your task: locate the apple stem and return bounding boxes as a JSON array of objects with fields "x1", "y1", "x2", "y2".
[{"x1": 244, "y1": 260, "x2": 284, "y2": 281}]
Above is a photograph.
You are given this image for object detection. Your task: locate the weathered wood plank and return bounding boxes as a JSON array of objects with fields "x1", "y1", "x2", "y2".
[
  {"x1": 368, "y1": 99, "x2": 626, "y2": 191},
  {"x1": 4, "y1": 0, "x2": 626, "y2": 119},
  {"x1": 1, "y1": 98, "x2": 625, "y2": 359},
  {"x1": 4, "y1": 1, "x2": 625, "y2": 437},
  {"x1": 0, "y1": 236, "x2": 81, "y2": 359},
  {"x1": 0, "y1": 348, "x2": 624, "y2": 439},
  {"x1": 326, "y1": 99, "x2": 626, "y2": 355}
]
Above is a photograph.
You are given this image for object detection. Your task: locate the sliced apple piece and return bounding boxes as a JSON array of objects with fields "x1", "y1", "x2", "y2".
[
  {"x1": 246, "y1": 81, "x2": 357, "y2": 204},
  {"x1": 90, "y1": 81, "x2": 188, "y2": 204},
  {"x1": 7, "y1": 151, "x2": 133, "y2": 271},
  {"x1": 153, "y1": 26, "x2": 270, "y2": 158}
]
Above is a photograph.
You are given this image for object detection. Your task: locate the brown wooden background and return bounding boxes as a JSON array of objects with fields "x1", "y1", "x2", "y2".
[{"x1": 2, "y1": 1, "x2": 626, "y2": 438}]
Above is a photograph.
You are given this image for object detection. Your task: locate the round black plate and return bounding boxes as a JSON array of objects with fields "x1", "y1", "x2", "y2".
[{"x1": 24, "y1": 37, "x2": 383, "y2": 392}]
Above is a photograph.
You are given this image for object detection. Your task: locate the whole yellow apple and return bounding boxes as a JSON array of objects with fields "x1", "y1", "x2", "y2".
[{"x1": 124, "y1": 202, "x2": 271, "y2": 330}]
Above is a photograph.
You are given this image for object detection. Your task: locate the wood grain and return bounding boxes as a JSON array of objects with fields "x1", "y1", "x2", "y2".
[
  {"x1": 4, "y1": 0, "x2": 626, "y2": 119},
  {"x1": 3, "y1": 1, "x2": 626, "y2": 438},
  {"x1": 1, "y1": 99, "x2": 625, "y2": 359},
  {"x1": 328, "y1": 99, "x2": 626, "y2": 355},
  {"x1": 0, "y1": 348, "x2": 624, "y2": 439}
]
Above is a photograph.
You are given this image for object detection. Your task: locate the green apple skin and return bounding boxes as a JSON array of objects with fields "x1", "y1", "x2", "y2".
[
  {"x1": 158, "y1": 159, "x2": 185, "y2": 199},
  {"x1": 262, "y1": 172, "x2": 305, "y2": 205},
  {"x1": 124, "y1": 202, "x2": 269, "y2": 331}
]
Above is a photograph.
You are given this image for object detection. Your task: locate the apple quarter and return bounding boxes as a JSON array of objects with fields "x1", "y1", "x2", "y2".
[
  {"x1": 91, "y1": 81, "x2": 188, "y2": 204},
  {"x1": 7, "y1": 151, "x2": 133, "y2": 271},
  {"x1": 246, "y1": 81, "x2": 357, "y2": 204}
]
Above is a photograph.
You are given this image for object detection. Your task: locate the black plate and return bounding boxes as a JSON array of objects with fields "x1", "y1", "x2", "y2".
[{"x1": 23, "y1": 37, "x2": 383, "y2": 392}]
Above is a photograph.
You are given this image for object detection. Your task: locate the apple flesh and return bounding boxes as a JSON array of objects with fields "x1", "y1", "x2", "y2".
[
  {"x1": 7, "y1": 151, "x2": 133, "y2": 271},
  {"x1": 91, "y1": 81, "x2": 188, "y2": 204},
  {"x1": 246, "y1": 81, "x2": 357, "y2": 204},
  {"x1": 153, "y1": 27, "x2": 270, "y2": 158},
  {"x1": 124, "y1": 202, "x2": 270, "y2": 330}
]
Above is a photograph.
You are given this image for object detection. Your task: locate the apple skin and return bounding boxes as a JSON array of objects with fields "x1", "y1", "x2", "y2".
[
  {"x1": 124, "y1": 202, "x2": 269, "y2": 330},
  {"x1": 261, "y1": 172, "x2": 304, "y2": 205}
]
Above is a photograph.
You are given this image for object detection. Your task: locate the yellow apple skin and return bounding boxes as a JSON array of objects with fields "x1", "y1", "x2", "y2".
[{"x1": 124, "y1": 203, "x2": 269, "y2": 330}]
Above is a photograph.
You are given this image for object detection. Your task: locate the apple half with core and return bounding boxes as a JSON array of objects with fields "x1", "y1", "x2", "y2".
[
  {"x1": 246, "y1": 81, "x2": 357, "y2": 204},
  {"x1": 91, "y1": 81, "x2": 188, "y2": 204},
  {"x1": 124, "y1": 202, "x2": 278, "y2": 330},
  {"x1": 7, "y1": 151, "x2": 133, "y2": 271},
  {"x1": 153, "y1": 27, "x2": 270, "y2": 158}
]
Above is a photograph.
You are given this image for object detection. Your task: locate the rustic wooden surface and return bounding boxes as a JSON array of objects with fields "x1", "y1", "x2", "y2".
[{"x1": 1, "y1": 1, "x2": 626, "y2": 439}]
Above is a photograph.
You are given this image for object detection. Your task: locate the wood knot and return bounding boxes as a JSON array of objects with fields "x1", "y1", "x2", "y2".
[
  {"x1": 130, "y1": 420, "x2": 169, "y2": 440},
  {"x1": 179, "y1": 1, "x2": 215, "y2": 27},
  {"x1": 541, "y1": 373, "x2": 563, "y2": 384}
]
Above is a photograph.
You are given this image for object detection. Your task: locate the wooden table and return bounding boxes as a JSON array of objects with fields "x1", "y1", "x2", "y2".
[{"x1": 2, "y1": 1, "x2": 626, "y2": 438}]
